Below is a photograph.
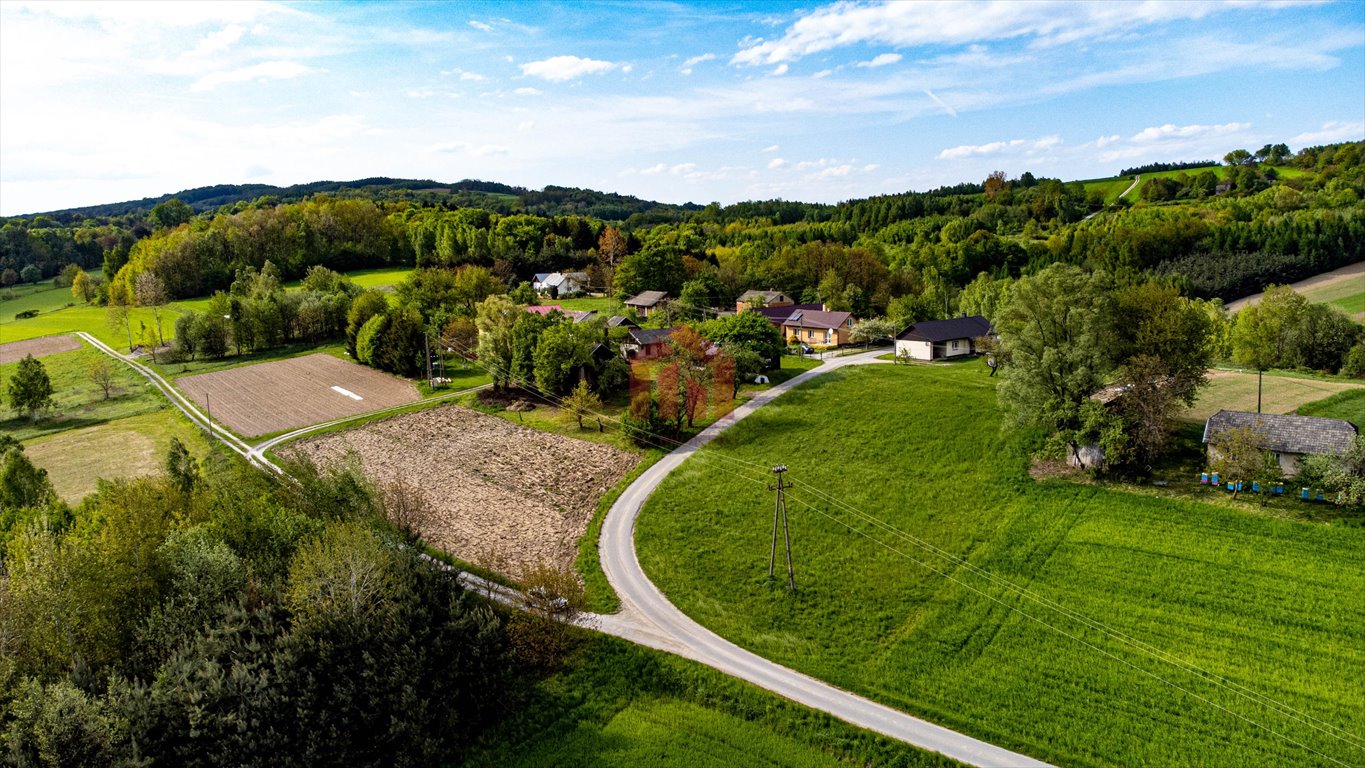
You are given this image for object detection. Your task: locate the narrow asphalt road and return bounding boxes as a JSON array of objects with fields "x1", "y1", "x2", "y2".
[
  {"x1": 82, "y1": 332, "x2": 1049, "y2": 765},
  {"x1": 596, "y1": 350, "x2": 1053, "y2": 768}
]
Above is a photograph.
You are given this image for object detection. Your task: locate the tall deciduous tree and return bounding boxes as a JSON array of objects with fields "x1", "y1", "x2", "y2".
[
  {"x1": 995, "y1": 264, "x2": 1113, "y2": 431},
  {"x1": 474, "y1": 294, "x2": 519, "y2": 390},
  {"x1": 134, "y1": 271, "x2": 168, "y2": 348},
  {"x1": 1231, "y1": 285, "x2": 1307, "y2": 411}
]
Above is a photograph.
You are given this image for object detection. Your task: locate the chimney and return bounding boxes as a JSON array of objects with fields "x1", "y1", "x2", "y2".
[{"x1": 961, "y1": 311, "x2": 967, "y2": 318}]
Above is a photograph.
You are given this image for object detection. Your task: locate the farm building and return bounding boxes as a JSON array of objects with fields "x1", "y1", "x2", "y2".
[
  {"x1": 1202, "y1": 410, "x2": 1358, "y2": 475},
  {"x1": 606, "y1": 315, "x2": 639, "y2": 330},
  {"x1": 894, "y1": 315, "x2": 994, "y2": 361},
  {"x1": 624, "y1": 327, "x2": 674, "y2": 359},
  {"x1": 624, "y1": 290, "x2": 669, "y2": 318},
  {"x1": 532, "y1": 272, "x2": 590, "y2": 296},
  {"x1": 736, "y1": 289, "x2": 794, "y2": 312},
  {"x1": 779, "y1": 309, "x2": 855, "y2": 348}
]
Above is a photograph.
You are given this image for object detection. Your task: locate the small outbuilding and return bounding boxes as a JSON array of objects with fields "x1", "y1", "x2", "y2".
[
  {"x1": 736, "y1": 289, "x2": 794, "y2": 312},
  {"x1": 1202, "y1": 410, "x2": 1358, "y2": 475},
  {"x1": 894, "y1": 315, "x2": 994, "y2": 361},
  {"x1": 623, "y1": 290, "x2": 669, "y2": 318}
]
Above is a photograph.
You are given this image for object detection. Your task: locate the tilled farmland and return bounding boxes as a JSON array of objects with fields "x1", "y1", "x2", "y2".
[
  {"x1": 288, "y1": 405, "x2": 639, "y2": 577},
  {"x1": 0, "y1": 333, "x2": 81, "y2": 364},
  {"x1": 176, "y1": 353, "x2": 421, "y2": 437}
]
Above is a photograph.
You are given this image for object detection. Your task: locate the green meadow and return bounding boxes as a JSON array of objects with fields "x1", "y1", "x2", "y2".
[{"x1": 635, "y1": 362, "x2": 1365, "y2": 767}]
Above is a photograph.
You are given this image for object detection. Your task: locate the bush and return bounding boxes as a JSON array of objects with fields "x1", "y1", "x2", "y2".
[
  {"x1": 15, "y1": 309, "x2": 39, "y2": 320},
  {"x1": 1343, "y1": 342, "x2": 1365, "y2": 379}
]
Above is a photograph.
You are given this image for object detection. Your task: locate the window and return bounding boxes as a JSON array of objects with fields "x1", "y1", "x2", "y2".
[
  {"x1": 806, "y1": 329, "x2": 814, "y2": 339},
  {"x1": 951, "y1": 340, "x2": 959, "y2": 350},
  {"x1": 824, "y1": 330, "x2": 831, "y2": 343}
]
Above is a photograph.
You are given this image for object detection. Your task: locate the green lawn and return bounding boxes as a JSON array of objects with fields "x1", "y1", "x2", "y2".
[
  {"x1": 547, "y1": 296, "x2": 619, "y2": 313},
  {"x1": 1296, "y1": 273, "x2": 1365, "y2": 316},
  {"x1": 23, "y1": 409, "x2": 214, "y2": 504},
  {"x1": 0, "y1": 283, "x2": 76, "y2": 322},
  {"x1": 1080, "y1": 176, "x2": 1136, "y2": 204},
  {"x1": 0, "y1": 344, "x2": 163, "y2": 440},
  {"x1": 468, "y1": 632, "x2": 956, "y2": 768},
  {"x1": 1298, "y1": 388, "x2": 1365, "y2": 428},
  {"x1": 635, "y1": 363, "x2": 1365, "y2": 767},
  {"x1": 343, "y1": 265, "x2": 415, "y2": 290},
  {"x1": 1, "y1": 303, "x2": 182, "y2": 349}
]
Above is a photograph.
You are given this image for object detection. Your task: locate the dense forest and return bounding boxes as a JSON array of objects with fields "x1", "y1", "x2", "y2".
[{"x1": 3, "y1": 141, "x2": 1361, "y2": 314}]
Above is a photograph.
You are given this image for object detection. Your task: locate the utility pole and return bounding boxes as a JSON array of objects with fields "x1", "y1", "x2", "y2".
[
  {"x1": 205, "y1": 392, "x2": 212, "y2": 438},
  {"x1": 768, "y1": 465, "x2": 795, "y2": 592},
  {"x1": 425, "y1": 333, "x2": 433, "y2": 389}
]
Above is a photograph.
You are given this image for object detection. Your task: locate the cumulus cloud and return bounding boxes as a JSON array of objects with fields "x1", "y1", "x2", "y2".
[
  {"x1": 468, "y1": 20, "x2": 493, "y2": 32},
  {"x1": 936, "y1": 135, "x2": 1061, "y2": 159},
  {"x1": 1129, "y1": 122, "x2": 1249, "y2": 143},
  {"x1": 855, "y1": 52, "x2": 901, "y2": 68},
  {"x1": 681, "y1": 52, "x2": 715, "y2": 75},
  {"x1": 520, "y1": 55, "x2": 616, "y2": 82},
  {"x1": 1291, "y1": 120, "x2": 1365, "y2": 146},
  {"x1": 640, "y1": 163, "x2": 668, "y2": 175},
  {"x1": 190, "y1": 60, "x2": 320, "y2": 91},
  {"x1": 768, "y1": 158, "x2": 788, "y2": 169}
]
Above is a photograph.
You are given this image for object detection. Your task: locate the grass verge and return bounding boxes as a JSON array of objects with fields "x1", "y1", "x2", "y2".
[{"x1": 467, "y1": 630, "x2": 959, "y2": 768}]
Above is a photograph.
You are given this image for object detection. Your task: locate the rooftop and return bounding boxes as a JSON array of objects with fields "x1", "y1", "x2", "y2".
[
  {"x1": 624, "y1": 290, "x2": 669, "y2": 307},
  {"x1": 1202, "y1": 410, "x2": 1358, "y2": 456},
  {"x1": 782, "y1": 309, "x2": 853, "y2": 330},
  {"x1": 896, "y1": 315, "x2": 994, "y2": 343}
]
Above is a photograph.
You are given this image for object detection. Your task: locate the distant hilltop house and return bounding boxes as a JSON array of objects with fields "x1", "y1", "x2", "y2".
[
  {"x1": 532, "y1": 271, "x2": 590, "y2": 297},
  {"x1": 1203, "y1": 410, "x2": 1358, "y2": 475},
  {"x1": 894, "y1": 315, "x2": 994, "y2": 361},
  {"x1": 736, "y1": 289, "x2": 794, "y2": 312},
  {"x1": 623, "y1": 290, "x2": 669, "y2": 318}
]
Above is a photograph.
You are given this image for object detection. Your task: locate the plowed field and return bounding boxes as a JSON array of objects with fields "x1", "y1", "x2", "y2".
[
  {"x1": 0, "y1": 334, "x2": 80, "y2": 363},
  {"x1": 289, "y1": 405, "x2": 638, "y2": 577},
  {"x1": 176, "y1": 353, "x2": 420, "y2": 436}
]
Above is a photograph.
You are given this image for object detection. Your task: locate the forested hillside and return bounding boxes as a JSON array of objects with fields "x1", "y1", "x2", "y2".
[{"x1": 3, "y1": 141, "x2": 1361, "y2": 313}]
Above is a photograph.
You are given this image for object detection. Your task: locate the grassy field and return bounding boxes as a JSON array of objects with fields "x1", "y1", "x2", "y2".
[
  {"x1": 1080, "y1": 176, "x2": 1138, "y2": 204},
  {"x1": 1298, "y1": 274, "x2": 1365, "y2": 315},
  {"x1": 468, "y1": 632, "x2": 956, "y2": 768},
  {"x1": 1298, "y1": 388, "x2": 1365, "y2": 428},
  {"x1": 1081, "y1": 164, "x2": 1310, "y2": 205},
  {"x1": 635, "y1": 363, "x2": 1365, "y2": 767},
  {"x1": 23, "y1": 409, "x2": 214, "y2": 503},
  {"x1": 1183, "y1": 370, "x2": 1362, "y2": 422},
  {"x1": 0, "y1": 282, "x2": 76, "y2": 322},
  {"x1": 0, "y1": 344, "x2": 162, "y2": 440},
  {"x1": 547, "y1": 295, "x2": 619, "y2": 312}
]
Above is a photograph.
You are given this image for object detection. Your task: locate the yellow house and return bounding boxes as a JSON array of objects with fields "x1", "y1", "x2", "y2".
[{"x1": 779, "y1": 309, "x2": 854, "y2": 347}]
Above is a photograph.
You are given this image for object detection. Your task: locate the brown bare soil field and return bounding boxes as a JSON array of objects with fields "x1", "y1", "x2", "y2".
[
  {"x1": 0, "y1": 334, "x2": 80, "y2": 363},
  {"x1": 177, "y1": 353, "x2": 420, "y2": 437},
  {"x1": 289, "y1": 405, "x2": 638, "y2": 577}
]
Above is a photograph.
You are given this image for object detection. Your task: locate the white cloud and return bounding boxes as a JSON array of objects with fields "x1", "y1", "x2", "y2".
[
  {"x1": 855, "y1": 52, "x2": 902, "y2": 68},
  {"x1": 520, "y1": 55, "x2": 616, "y2": 82},
  {"x1": 762, "y1": 144, "x2": 781, "y2": 153},
  {"x1": 1291, "y1": 120, "x2": 1365, "y2": 146},
  {"x1": 190, "y1": 60, "x2": 320, "y2": 91},
  {"x1": 1096, "y1": 134, "x2": 1121, "y2": 148},
  {"x1": 1130, "y1": 122, "x2": 1249, "y2": 143},
  {"x1": 732, "y1": 0, "x2": 1263, "y2": 65},
  {"x1": 936, "y1": 135, "x2": 1061, "y2": 160},
  {"x1": 768, "y1": 158, "x2": 788, "y2": 169},
  {"x1": 468, "y1": 20, "x2": 494, "y2": 32},
  {"x1": 683, "y1": 53, "x2": 716, "y2": 67},
  {"x1": 640, "y1": 163, "x2": 668, "y2": 175},
  {"x1": 670, "y1": 163, "x2": 698, "y2": 175},
  {"x1": 772, "y1": 63, "x2": 789, "y2": 76},
  {"x1": 513, "y1": 87, "x2": 543, "y2": 96}
]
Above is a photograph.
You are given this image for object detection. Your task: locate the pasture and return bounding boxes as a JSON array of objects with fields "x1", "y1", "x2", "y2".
[
  {"x1": 1182, "y1": 369, "x2": 1362, "y2": 423},
  {"x1": 1224, "y1": 260, "x2": 1363, "y2": 317},
  {"x1": 0, "y1": 343, "x2": 162, "y2": 441},
  {"x1": 1298, "y1": 388, "x2": 1365, "y2": 428},
  {"x1": 23, "y1": 409, "x2": 213, "y2": 503},
  {"x1": 175, "y1": 352, "x2": 420, "y2": 437},
  {"x1": 635, "y1": 363, "x2": 1365, "y2": 767}
]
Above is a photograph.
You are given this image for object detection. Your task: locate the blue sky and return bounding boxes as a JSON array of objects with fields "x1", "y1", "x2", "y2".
[{"x1": 2, "y1": 0, "x2": 1362, "y2": 215}]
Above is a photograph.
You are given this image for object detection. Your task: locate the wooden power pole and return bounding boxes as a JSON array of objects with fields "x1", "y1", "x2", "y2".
[{"x1": 769, "y1": 465, "x2": 795, "y2": 592}]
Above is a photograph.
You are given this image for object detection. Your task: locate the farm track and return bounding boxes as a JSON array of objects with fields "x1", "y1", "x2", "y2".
[{"x1": 83, "y1": 333, "x2": 1047, "y2": 766}]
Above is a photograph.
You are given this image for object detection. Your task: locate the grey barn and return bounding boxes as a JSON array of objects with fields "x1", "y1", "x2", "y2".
[{"x1": 1202, "y1": 410, "x2": 1358, "y2": 475}]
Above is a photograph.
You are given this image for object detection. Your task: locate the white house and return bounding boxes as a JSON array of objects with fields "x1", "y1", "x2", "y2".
[
  {"x1": 532, "y1": 271, "x2": 591, "y2": 297},
  {"x1": 894, "y1": 315, "x2": 994, "y2": 361}
]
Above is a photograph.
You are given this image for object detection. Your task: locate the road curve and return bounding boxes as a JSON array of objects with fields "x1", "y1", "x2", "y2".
[{"x1": 597, "y1": 350, "x2": 1053, "y2": 768}]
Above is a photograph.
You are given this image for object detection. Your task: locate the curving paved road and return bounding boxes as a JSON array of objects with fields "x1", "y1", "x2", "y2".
[{"x1": 596, "y1": 350, "x2": 1053, "y2": 767}]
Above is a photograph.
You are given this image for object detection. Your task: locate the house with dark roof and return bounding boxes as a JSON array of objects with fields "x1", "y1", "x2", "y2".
[
  {"x1": 605, "y1": 315, "x2": 639, "y2": 329},
  {"x1": 623, "y1": 327, "x2": 675, "y2": 359},
  {"x1": 894, "y1": 315, "x2": 994, "y2": 361},
  {"x1": 1203, "y1": 410, "x2": 1358, "y2": 475},
  {"x1": 623, "y1": 290, "x2": 669, "y2": 318},
  {"x1": 779, "y1": 308, "x2": 855, "y2": 348},
  {"x1": 736, "y1": 289, "x2": 794, "y2": 312}
]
